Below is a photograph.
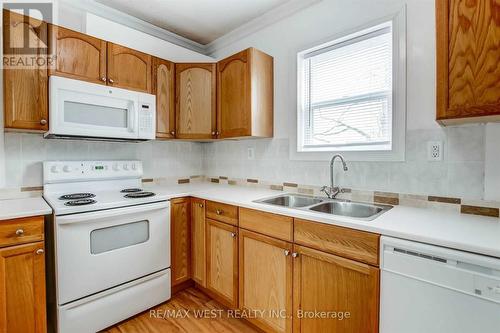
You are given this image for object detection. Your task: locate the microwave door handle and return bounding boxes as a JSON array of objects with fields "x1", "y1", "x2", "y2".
[{"x1": 128, "y1": 102, "x2": 136, "y2": 133}]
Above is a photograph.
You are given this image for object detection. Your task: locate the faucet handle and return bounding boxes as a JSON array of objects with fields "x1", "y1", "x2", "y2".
[{"x1": 320, "y1": 186, "x2": 332, "y2": 198}]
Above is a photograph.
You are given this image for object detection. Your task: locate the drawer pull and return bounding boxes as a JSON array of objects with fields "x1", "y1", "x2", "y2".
[
  {"x1": 40, "y1": 119, "x2": 47, "y2": 125},
  {"x1": 284, "y1": 250, "x2": 290, "y2": 256},
  {"x1": 216, "y1": 209, "x2": 223, "y2": 215},
  {"x1": 101, "y1": 76, "x2": 106, "y2": 82},
  {"x1": 36, "y1": 249, "x2": 44, "y2": 255},
  {"x1": 291, "y1": 252, "x2": 299, "y2": 258},
  {"x1": 15, "y1": 229, "x2": 24, "y2": 236},
  {"x1": 231, "y1": 232, "x2": 237, "y2": 238},
  {"x1": 199, "y1": 203, "x2": 204, "y2": 208}
]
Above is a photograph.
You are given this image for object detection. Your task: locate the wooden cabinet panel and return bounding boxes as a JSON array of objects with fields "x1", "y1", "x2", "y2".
[
  {"x1": 191, "y1": 198, "x2": 206, "y2": 287},
  {"x1": 239, "y1": 229, "x2": 293, "y2": 333},
  {"x1": 3, "y1": 10, "x2": 48, "y2": 131},
  {"x1": 436, "y1": 0, "x2": 500, "y2": 124},
  {"x1": 48, "y1": 25, "x2": 107, "y2": 84},
  {"x1": 171, "y1": 198, "x2": 191, "y2": 287},
  {"x1": 206, "y1": 218, "x2": 238, "y2": 308},
  {"x1": 292, "y1": 245, "x2": 379, "y2": 333},
  {"x1": 107, "y1": 43, "x2": 152, "y2": 93},
  {"x1": 153, "y1": 57, "x2": 175, "y2": 139},
  {"x1": 206, "y1": 200, "x2": 239, "y2": 226},
  {"x1": 239, "y1": 208, "x2": 293, "y2": 242},
  {"x1": 0, "y1": 242, "x2": 46, "y2": 333},
  {"x1": 175, "y1": 63, "x2": 217, "y2": 139},
  {"x1": 0, "y1": 216, "x2": 44, "y2": 248},
  {"x1": 294, "y1": 218, "x2": 380, "y2": 266},
  {"x1": 217, "y1": 48, "x2": 273, "y2": 138}
]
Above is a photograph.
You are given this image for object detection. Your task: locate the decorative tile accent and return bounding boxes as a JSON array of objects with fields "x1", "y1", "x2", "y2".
[
  {"x1": 219, "y1": 176, "x2": 228, "y2": 180},
  {"x1": 142, "y1": 178, "x2": 154, "y2": 183},
  {"x1": 228, "y1": 180, "x2": 237, "y2": 185},
  {"x1": 270, "y1": 185, "x2": 283, "y2": 191},
  {"x1": 210, "y1": 178, "x2": 220, "y2": 183},
  {"x1": 21, "y1": 186, "x2": 43, "y2": 192},
  {"x1": 428, "y1": 196, "x2": 461, "y2": 204},
  {"x1": 374, "y1": 192, "x2": 400, "y2": 206},
  {"x1": 283, "y1": 182, "x2": 298, "y2": 188},
  {"x1": 247, "y1": 178, "x2": 258, "y2": 183},
  {"x1": 461, "y1": 205, "x2": 500, "y2": 218},
  {"x1": 177, "y1": 179, "x2": 190, "y2": 184}
]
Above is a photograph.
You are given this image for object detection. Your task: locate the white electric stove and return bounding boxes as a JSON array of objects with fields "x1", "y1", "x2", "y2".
[{"x1": 43, "y1": 160, "x2": 171, "y2": 333}]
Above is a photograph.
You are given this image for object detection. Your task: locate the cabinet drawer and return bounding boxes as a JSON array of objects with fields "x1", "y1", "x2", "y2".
[
  {"x1": 206, "y1": 201, "x2": 238, "y2": 226},
  {"x1": 294, "y1": 218, "x2": 380, "y2": 266},
  {"x1": 0, "y1": 216, "x2": 44, "y2": 248},
  {"x1": 239, "y1": 208, "x2": 293, "y2": 242}
]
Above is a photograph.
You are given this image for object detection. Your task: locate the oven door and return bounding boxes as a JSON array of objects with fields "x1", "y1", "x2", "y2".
[
  {"x1": 48, "y1": 76, "x2": 139, "y2": 139},
  {"x1": 55, "y1": 201, "x2": 170, "y2": 305}
]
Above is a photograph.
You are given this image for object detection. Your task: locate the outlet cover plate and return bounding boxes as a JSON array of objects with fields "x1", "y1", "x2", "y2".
[{"x1": 427, "y1": 141, "x2": 443, "y2": 161}]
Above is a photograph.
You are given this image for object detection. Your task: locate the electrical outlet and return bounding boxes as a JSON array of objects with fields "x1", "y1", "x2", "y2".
[
  {"x1": 247, "y1": 147, "x2": 255, "y2": 160},
  {"x1": 427, "y1": 141, "x2": 443, "y2": 161}
]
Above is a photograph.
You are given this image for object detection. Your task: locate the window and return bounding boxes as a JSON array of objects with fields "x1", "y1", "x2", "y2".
[{"x1": 296, "y1": 15, "x2": 405, "y2": 159}]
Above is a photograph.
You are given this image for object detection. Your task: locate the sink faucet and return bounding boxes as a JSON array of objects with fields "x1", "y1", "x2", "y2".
[{"x1": 321, "y1": 154, "x2": 348, "y2": 199}]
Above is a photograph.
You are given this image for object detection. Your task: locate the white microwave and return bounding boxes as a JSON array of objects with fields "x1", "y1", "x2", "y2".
[{"x1": 45, "y1": 76, "x2": 156, "y2": 141}]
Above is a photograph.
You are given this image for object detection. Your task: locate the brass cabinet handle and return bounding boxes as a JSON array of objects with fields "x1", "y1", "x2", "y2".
[
  {"x1": 199, "y1": 203, "x2": 204, "y2": 208},
  {"x1": 231, "y1": 232, "x2": 237, "y2": 238},
  {"x1": 36, "y1": 249, "x2": 44, "y2": 255},
  {"x1": 215, "y1": 131, "x2": 220, "y2": 136},
  {"x1": 101, "y1": 77, "x2": 106, "y2": 82},
  {"x1": 291, "y1": 252, "x2": 299, "y2": 258},
  {"x1": 211, "y1": 131, "x2": 216, "y2": 136},
  {"x1": 108, "y1": 78, "x2": 114, "y2": 84},
  {"x1": 216, "y1": 209, "x2": 223, "y2": 215},
  {"x1": 170, "y1": 131, "x2": 175, "y2": 136},
  {"x1": 40, "y1": 119, "x2": 47, "y2": 125},
  {"x1": 15, "y1": 229, "x2": 24, "y2": 236},
  {"x1": 284, "y1": 250, "x2": 290, "y2": 256}
]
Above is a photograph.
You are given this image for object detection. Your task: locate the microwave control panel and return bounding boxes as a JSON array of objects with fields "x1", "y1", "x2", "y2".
[{"x1": 138, "y1": 102, "x2": 155, "y2": 139}]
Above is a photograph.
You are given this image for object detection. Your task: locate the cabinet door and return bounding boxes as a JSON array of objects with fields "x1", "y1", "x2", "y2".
[
  {"x1": 206, "y1": 218, "x2": 238, "y2": 308},
  {"x1": 3, "y1": 10, "x2": 48, "y2": 131},
  {"x1": 107, "y1": 43, "x2": 152, "y2": 93},
  {"x1": 153, "y1": 57, "x2": 175, "y2": 139},
  {"x1": 175, "y1": 63, "x2": 217, "y2": 139},
  {"x1": 239, "y1": 229, "x2": 293, "y2": 333},
  {"x1": 191, "y1": 198, "x2": 206, "y2": 286},
  {"x1": 0, "y1": 242, "x2": 46, "y2": 333},
  {"x1": 171, "y1": 198, "x2": 191, "y2": 287},
  {"x1": 436, "y1": 0, "x2": 500, "y2": 124},
  {"x1": 217, "y1": 49, "x2": 251, "y2": 138},
  {"x1": 48, "y1": 25, "x2": 107, "y2": 84},
  {"x1": 293, "y1": 245, "x2": 379, "y2": 333}
]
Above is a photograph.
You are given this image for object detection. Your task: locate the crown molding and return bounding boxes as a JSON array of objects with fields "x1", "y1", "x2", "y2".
[
  {"x1": 59, "y1": 0, "x2": 208, "y2": 54},
  {"x1": 205, "y1": 0, "x2": 322, "y2": 55}
]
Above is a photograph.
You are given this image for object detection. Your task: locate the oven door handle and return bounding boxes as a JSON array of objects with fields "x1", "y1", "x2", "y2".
[{"x1": 57, "y1": 201, "x2": 169, "y2": 225}]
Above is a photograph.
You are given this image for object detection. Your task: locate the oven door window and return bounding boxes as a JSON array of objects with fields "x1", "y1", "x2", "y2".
[{"x1": 90, "y1": 220, "x2": 149, "y2": 254}]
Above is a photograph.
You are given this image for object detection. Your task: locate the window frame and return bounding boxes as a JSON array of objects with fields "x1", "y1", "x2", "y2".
[{"x1": 292, "y1": 7, "x2": 406, "y2": 162}]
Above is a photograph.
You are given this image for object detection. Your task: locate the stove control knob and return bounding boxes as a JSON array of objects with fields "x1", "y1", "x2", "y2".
[
  {"x1": 51, "y1": 165, "x2": 61, "y2": 173},
  {"x1": 63, "y1": 165, "x2": 72, "y2": 173},
  {"x1": 112, "y1": 164, "x2": 120, "y2": 171},
  {"x1": 123, "y1": 164, "x2": 129, "y2": 171}
]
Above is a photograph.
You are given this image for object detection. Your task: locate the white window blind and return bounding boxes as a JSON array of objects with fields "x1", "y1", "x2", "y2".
[{"x1": 301, "y1": 23, "x2": 393, "y2": 151}]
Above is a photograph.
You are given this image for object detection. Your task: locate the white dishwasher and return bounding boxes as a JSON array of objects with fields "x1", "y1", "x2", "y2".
[{"x1": 380, "y1": 236, "x2": 500, "y2": 333}]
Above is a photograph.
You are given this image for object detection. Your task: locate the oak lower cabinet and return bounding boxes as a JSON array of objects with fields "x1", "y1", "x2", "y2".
[
  {"x1": 190, "y1": 198, "x2": 206, "y2": 286},
  {"x1": 48, "y1": 24, "x2": 107, "y2": 84},
  {"x1": 170, "y1": 198, "x2": 191, "y2": 287},
  {"x1": 0, "y1": 216, "x2": 46, "y2": 333},
  {"x1": 175, "y1": 63, "x2": 217, "y2": 140},
  {"x1": 436, "y1": 0, "x2": 500, "y2": 124},
  {"x1": 206, "y1": 218, "x2": 238, "y2": 308},
  {"x1": 292, "y1": 245, "x2": 379, "y2": 333},
  {"x1": 3, "y1": 10, "x2": 49, "y2": 131},
  {"x1": 153, "y1": 57, "x2": 176, "y2": 139},
  {"x1": 239, "y1": 229, "x2": 293, "y2": 333},
  {"x1": 217, "y1": 47, "x2": 273, "y2": 138}
]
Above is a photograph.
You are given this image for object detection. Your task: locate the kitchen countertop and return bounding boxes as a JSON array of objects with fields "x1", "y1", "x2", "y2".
[
  {"x1": 0, "y1": 197, "x2": 52, "y2": 220},
  {"x1": 147, "y1": 183, "x2": 500, "y2": 259}
]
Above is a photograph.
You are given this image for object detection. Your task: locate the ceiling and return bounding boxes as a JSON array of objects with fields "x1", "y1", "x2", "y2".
[{"x1": 95, "y1": 0, "x2": 291, "y2": 45}]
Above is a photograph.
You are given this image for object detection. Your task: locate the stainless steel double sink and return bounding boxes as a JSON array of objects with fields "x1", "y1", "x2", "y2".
[{"x1": 254, "y1": 193, "x2": 392, "y2": 221}]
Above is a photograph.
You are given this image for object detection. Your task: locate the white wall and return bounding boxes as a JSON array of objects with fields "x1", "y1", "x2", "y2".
[{"x1": 203, "y1": 0, "x2": 488, "y2": 200}]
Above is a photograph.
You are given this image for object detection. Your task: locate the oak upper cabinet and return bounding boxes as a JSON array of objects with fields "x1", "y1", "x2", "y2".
[
  {"x1": 107, "y1": 43, "x2": 152, "y2": 93},
  {"x1": 48, "y1": 25, "x2": 107, "y2": 84},
  {"x1": 436, "y1": 0, "x2": 500, "y2": 125},
  {"x1": 206, "y1": 218, "x2": 238, "y2": 308},
  {"x1": 3, "y1": 10, "x2": 48, "y2": 131},
  {"x1": 292, "y1": 245, "x2": 379, "y2": 333},
  {"x1": 191, "y1": 198, "x2": 206, "y2": 287},
  {"x1": 153, "y1": 57, "x2": 176, "y2": 139},
  {"x1": 170, "y1": 198, "x2": 191, "y2": 287},
  {"x1": 175, "y1": 63, "x2": 217, "y2": 140},
  {"x1": 239, "y1": 229, "x2": 293, "y2": 333},
  {"x1": 217, "y1": 48, "x2": 274, "y2": 138}
]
